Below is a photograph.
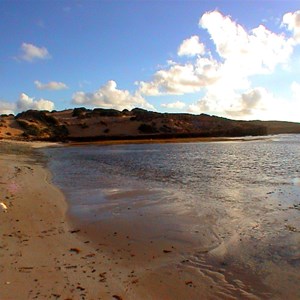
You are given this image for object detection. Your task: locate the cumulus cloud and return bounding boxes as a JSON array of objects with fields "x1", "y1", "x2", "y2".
[
  {"x1": 161, "y1": 101, "x2": 186, "y2": 109},
  {"x1": 34, "y1": 80, "x2": 68, "y2": 90},
  {"x1": 0, "y1": 94, "x2": 55, "y2": 115},
  {"x1": 225, "y1": 87, "x2": 269, "y2": 118},
  {"x1": 0, "y1": 101, "x2": 15, "y2": 115},
  {"x1": 187, "y1": 85, "x2": 300, "y2": 122},
  {"x1": 72, "y1": 80, "x2": 154, "y2": 111},
  {"x1": 200, "y1": 10, "x2": 293, "y2": 75},
  {"x1": 182, "y1": 10, "x2": 299, "y2": 121},
  {"x1": 138, "y1": 57, "x2": 221, "y2": 96},
  {"x1": 181, "y1": 10, "x2": 300, "y2": 120},
  {"x1": 17, "y1": 93, "x2": 55, "y2": 112},
  {"x1": 228, "y1": 88, "x2": 300, "y2": 121},
  {"x1": 282, "y1": 10, "x2": 300, "y2": 43},
  {"x1": 188, "y1": 87, "x2": 272, "y2": 120},
  {"x1": 123, "y1": 9, "x2": 300, "y2": 121},
  {"x1": 19, "y1": 43, "x2": 50, "y2": 62},
  {"x1": 137, "y1": 9, "x2": 295, "y2": 120},
  {"x1": 178, "y1": 35, "x2": 205, "y2": 57}
]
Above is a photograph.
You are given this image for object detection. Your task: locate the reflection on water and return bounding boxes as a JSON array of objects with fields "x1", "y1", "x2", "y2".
[{"x1": 43, "y1": 134, "x2": 300, "y2": 298}]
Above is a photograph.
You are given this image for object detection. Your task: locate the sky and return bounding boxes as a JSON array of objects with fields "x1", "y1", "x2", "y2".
[{"x1": 0, "y1": 0, "x2": 300, "y2": 121}]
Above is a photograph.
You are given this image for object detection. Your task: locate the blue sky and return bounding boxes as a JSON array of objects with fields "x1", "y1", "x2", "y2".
[{"x1": 0, "y1": 0, "x2": 300, "y2": 121}]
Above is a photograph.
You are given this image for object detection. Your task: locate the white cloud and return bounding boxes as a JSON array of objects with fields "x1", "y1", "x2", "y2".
[
  {"x1": 138, "y1": 57, "x2": 221, "y2": 96},
  {"x1": 166, "y1": 60, "x2": 176, "y2": 66},
  {"x1": 1, "y1": 94, "x2": 55, "y2": 115},
  {"x1": 131, "y1": 9, "x2": 300, "y2": 121},
  {"x1": 187, "y1": 83, "x2": 237, "y2": 115},
  {"x1": 183, "y1": 10, "x2": 299, "y2": 120},
  {"x1": 19, "y1": 43, "x2": 50, "y2": 62},
  {"x1": 161, "y1": 101, "x2": 186, "y2": 109},
  {"x1": 137, "y1": 9, "x2": 294, "y2": 114},
  {"x1": 17, "y1": 93, "x2": 54, "y2": 112},
  {"x1": 187, "y1": 86, "x2": 269, "y2": 117},
  {"x1": 34, "y1": 80, "x2": 68, "y2": 90},
  {"x1": 225, "y1": 87, "x2": 270, "y2": 118},
  {"x1": 72, "y1": 80, "x2": 154, "y2": 111},
  {"x1": 0, "y1": 101, "x2": 15, "y2": 115},
  {"x1": 282, "y1": 11, "x2": 300, "y2": 43},
  {"x1": 187, "y1": 86, "x2": 300, "y2": 122},
  {"x1": 291, "y1": 81, "x2": 300, "y2": 98},
  {"x1": 235, "y1": 89, "x2": 300, "y2": 122},
  {"x1": 200, "y1": 10, "x2": 293, "y2": 75},
  {"x1": 178, "y1": 35, "x2": 205, "y2": 57}
]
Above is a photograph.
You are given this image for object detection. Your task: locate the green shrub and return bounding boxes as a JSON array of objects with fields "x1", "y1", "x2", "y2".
[
  {"x1": 138, "y1": 123, "x2": 158, "y2": 134},
  {"x1": 17, "y1": 120, "x2": 41, "y2": 136},
  {"x1": 92, "y1": 108, "x2": 122, "y2": 117},
  {"x1": 53, "y1": 125, "x2": 69, "y2": 139},
  {"x1": 72, "y1": 107, "x2": 87, "y2": 117}
]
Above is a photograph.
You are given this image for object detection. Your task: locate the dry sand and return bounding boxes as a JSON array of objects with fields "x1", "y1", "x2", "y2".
[
  {"x1": 0, "y1": 140, "x2": 290, "y2": 300},
  {"x1": 0, "y1": 142, "x2": 126, "y2": 300}
]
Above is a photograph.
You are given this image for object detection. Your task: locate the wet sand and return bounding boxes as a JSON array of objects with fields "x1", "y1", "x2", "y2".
[
  {"x1": 68, "y1": 188, "x2": 273, "y2": 300},
  {"x1": 1, "y1": 140, "x2": 299, "y2": 299}
]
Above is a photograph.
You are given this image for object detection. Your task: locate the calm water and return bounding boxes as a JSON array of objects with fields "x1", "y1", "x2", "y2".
[
  {"x1": 43, "y1": 135, "x2": 300, "y2": 298},
  {"x1": 44, "y1": 135, "x2": 300, "y2": 215}
]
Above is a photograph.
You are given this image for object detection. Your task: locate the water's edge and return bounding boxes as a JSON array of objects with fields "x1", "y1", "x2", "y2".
[{"x1": 40, "y1": 137, "x2": 300, "y2": 299}]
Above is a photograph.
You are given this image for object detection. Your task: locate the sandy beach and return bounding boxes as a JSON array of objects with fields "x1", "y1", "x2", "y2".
[
  {"x1": 0, "y1": 142, "x2": 244, "y2": 300},
  {"x1": 0, "y1": 141, "x2": 127, "y2": 300},
  {"x1": 1, "y1": 140, "x2": 299, "y2": 300},
  {"x1": 0, "y1": 141, "x2": 263, "y2": 300},
  {"x1": 2, "y1": 1, "x2": 300, "y2": 298}
]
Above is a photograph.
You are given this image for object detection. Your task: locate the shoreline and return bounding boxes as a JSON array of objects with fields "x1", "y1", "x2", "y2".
[
  {"x1": 66, "y1": 135, "x2": 271, "y2": 147},
  {"x1": 0, "y1": 141, "x2": 240, "y2": 300},
  {"x1": 0, "y1": 140, "x2": 265, "y2": 300},
  {"x1": 0, "y1": 133, "x2": 273, "y2": 149},
  {"x1": 1, "y1": 139, "x2": 299, "y2": 299},
  {"x1": 0, "y1": 142, "x2": 126, "y2": 299}
]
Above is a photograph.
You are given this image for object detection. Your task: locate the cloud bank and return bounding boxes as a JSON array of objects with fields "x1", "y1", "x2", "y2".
[
  {"x1": 136, "y1": 9, "x2": 299, "y2": 120},
  {"x1": 138, "y1": 57, "x2": 221, "y2": 96},
  {"x1": 72, "y1": 80, "x2": 154, "y2": 111},
  {"x1": 17, "y1": 93, "x2": 55, "y2": 111},
  {"x1": 0, "y1": 94, "x2": 55, "y2": 115},
  {"x1": 0, "y1": 101, "x2": 15, "y2": 115}
]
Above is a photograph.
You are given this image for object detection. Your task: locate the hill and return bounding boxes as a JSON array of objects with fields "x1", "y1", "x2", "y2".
[{"x1": 0, "y1": 108, "x2": 300, "y2": 142}]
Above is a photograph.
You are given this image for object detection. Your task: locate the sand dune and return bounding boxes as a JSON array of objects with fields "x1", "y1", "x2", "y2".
[{"x1": 2, "y1": 107, "x2": 300, "y2": 143}]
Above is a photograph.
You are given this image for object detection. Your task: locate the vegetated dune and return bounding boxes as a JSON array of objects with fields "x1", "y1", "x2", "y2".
[
  {"x1": 250, "y1": 120, "x2": 300, "y2": 134},
  {"x1": 1, "y1": 107, "x2": 300, "y2": 142}
]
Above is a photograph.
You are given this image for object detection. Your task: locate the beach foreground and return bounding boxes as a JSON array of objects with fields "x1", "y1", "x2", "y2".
[
  {"x1": 0, "y1": 142, "x2": 129, "y2": 299},
  {"x1": 1, "y1": 140, "x2": 299, "y2": 300},
  {"x1": 0, "y1": 141, "x2": 263, "y2": 300}
]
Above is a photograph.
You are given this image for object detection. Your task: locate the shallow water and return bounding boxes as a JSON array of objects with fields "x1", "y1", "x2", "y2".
[{"x1": 43, "y1": 135, "x2": 300, "y2": 299}]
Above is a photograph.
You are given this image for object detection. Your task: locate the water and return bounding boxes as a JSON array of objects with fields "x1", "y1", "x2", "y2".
[{"x1": 42, "y1": 135, "x2": 300, "y2": 298}]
